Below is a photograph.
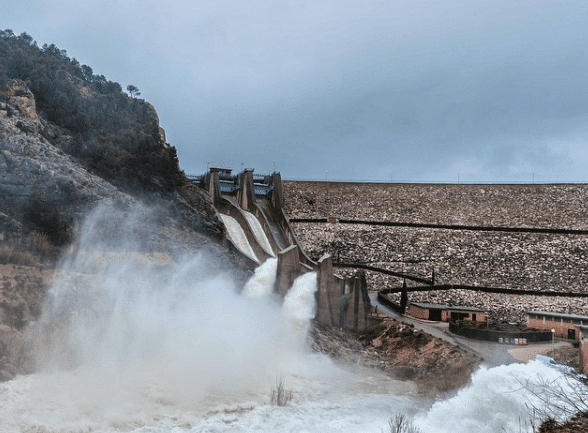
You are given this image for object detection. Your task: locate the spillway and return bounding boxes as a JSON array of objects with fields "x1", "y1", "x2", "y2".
[{"x1": 219, "y1": 213, "x2": 260, "y2": 263}]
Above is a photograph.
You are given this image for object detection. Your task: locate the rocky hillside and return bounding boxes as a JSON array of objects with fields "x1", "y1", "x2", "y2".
[
  {"x1": 0, "y1": 30, "x2": 224, "y2": 252},
  {"x1": 312, "y1": 319, "x2": 482, "y2": 395},
  {"x1": 0, "y1": 31, "x2": 250, "y2": 381},
  {"x1": 0, "y1": 78, "x2": 223, "y2": 249}
]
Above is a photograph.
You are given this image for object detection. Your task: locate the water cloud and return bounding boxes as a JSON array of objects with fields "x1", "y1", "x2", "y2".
[{"x1": 26, "y1": 203, "x2": 317, "y2": 414}]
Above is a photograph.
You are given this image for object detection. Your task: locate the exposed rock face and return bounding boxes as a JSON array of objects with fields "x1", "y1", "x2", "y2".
[
  {"x1": 0, "y1": 79, "x2": 224, "y2": 247},
  {"x1": 0, "y1": 79, "x2": 129, "y2": 237},
  {"x1": 0, "y1": 212, "x2": 22, "y2": 239},
  {"x1": 0, "y1": 79, "x2": 246, "y2": 382},
  {"x1": 1, "y1": 79, "x2": 38, "y2": 123},
  {"x1": 311, "y1": 320, "x2": 482, "y2": 394}
]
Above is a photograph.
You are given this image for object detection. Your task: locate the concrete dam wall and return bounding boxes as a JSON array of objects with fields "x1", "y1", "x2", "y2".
[{"x1": 191, "y1": 169, "x2": 373, "y2": 333}]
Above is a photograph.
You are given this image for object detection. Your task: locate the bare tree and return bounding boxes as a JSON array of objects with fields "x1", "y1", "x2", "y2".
[
  {"x1": 388, "y1": 414, "x2": 422, "y2": 433},
  {"x1": 516, "y1": 371, "x2": 588, "y2": 424}
]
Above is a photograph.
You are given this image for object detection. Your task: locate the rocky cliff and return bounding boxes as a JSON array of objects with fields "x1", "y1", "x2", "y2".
[
  {"x1": 0, "y1": 58, "x2": 244, "y2": 380},
  {"x1": 0, "y1": 79, "x2": 126, "y2": 241},
  {"x1": 0, "y1": 78, "x2": 225, "y2": 250}
]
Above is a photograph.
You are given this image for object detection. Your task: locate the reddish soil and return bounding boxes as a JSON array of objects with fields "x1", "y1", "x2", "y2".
[{"x1": 311, "y1": 318, "x2": 482, "y2": 395}]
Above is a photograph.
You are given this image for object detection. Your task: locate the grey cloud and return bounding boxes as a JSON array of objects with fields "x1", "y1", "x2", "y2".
[{"x1": 3, "y1": 0, "x2": 588, "y2": 181}]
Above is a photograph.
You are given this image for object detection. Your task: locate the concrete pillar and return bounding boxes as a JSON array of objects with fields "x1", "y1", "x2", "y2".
[
  {"x1": 276, "y1": 245, "x2": 302, "y2": 297},
  {"x1": 343, "y1": 274, "x2": 369, "y2": 332},
  {"x1": 270, "y1": 172, "x2": 283, "y2": 211},
  {"x1": 207, "y1": 170, "x2": 221, "y2": 207},
  {"x1": 316, "y1": 254, "x2": 336, "y2": 326},
  {"x1": 238, "y1": 169, "x2": 256, "y2": 212}
]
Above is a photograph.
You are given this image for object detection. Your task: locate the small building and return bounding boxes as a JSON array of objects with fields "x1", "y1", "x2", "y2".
[
  {"x1": 406, "y1": 302, "x2": 486, "y2": 322},
  {"x1": 526, "y1": 311, "x2": 588, "y2": 341}
]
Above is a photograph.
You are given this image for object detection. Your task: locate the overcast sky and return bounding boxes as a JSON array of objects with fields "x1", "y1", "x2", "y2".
[{"x1": 4, "y1": 1, "x2": 588, "y2": 182}]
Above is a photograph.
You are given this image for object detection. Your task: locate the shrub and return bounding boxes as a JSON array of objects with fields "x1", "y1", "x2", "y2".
[
  {"x1": 0, "y1": 242, "x2": 38, "y2": 266},
  {"x1": 270, "y1": 375, "x2": 293, "y2": 406},
  {"x1": 0, "y1": 231, "x2": 59, "y2": 266},
  {"x1": 388, "y1": 414, "x2": 422, "y2": 433}
]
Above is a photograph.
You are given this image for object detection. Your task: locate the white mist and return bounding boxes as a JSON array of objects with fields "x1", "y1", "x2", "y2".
[{"x1": 0, "y1": 204, "x2": 580, "y2": 432}]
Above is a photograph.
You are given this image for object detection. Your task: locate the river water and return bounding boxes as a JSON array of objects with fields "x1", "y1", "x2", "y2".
[{"x1": 0, "y1": 208, "x2": 581, "y2": 432}]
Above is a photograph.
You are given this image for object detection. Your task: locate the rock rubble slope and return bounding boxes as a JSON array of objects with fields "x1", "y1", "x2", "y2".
[{"x1": 284, "y1": 181, "x2": 588, "y2": 322}]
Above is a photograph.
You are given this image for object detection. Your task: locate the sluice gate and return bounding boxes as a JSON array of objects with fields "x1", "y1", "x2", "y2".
[{"x1": 190, "y1": 168, "x2": 374, "y2": 332}]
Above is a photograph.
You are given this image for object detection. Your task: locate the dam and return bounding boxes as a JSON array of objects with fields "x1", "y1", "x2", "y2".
[{"x1": 189, "y1": 168, "x2": 374, "y2": 333}]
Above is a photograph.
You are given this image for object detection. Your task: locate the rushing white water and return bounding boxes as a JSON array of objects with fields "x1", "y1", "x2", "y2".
[
  {"x1": 1, "y1": 205, "x2": 584, "y2": 432},
  {"x1": 0, "y1": 205, "x2": 424, "y2": 432},
  {"x1": 242, "y1": 258, "x2": 278, "y2": 298},
  {"x1": 219, "y1": 213, "x2": 259, "y2": 263},
  {"x1": 414, "y1": 360, "x2": 582, "y2": 433},
  {"x1": 282, "y1": 272, "x2": 318, "y2": 350}
]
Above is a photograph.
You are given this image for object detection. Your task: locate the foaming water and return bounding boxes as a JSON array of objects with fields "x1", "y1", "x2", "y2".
[
  {"x1": 282, "y1": 272, "x2": 317, "y2": 349},
  {"x1": 415, "y1": 360, "x2": 582, "y2": 433},
  {"x1": 243, "y1": 258, "x2": 278, "y2": 298},
  {"x1": 0, "y1": 205, "x2": 424, "y2": 432},
  {"x1": 2, "y1": 205, "x2": 583, "y2": 432}
]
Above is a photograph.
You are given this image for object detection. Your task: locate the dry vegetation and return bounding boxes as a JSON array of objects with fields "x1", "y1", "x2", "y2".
[
  {"x1": 0, "y1": 232, "x2": 60, "y2": 267},
  {"x1": 0, "y1": 262, "x2": 52, "y2": 380},
  {"x1": 269, "y1": 375, "x2": 294, "y2": 406}
]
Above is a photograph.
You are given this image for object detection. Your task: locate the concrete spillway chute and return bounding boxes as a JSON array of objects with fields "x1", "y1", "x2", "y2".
[
  {"x1": 242, "y1": 210, "x2": 275, "y2": 258},
  {"x1": 190, "y1": 167, "x2": 374, "y2": 333},
  {"x1": 219, "y1": 213, "x2": 260, "y2": 264}
]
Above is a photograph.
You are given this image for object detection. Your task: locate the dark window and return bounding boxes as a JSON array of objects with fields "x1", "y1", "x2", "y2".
[
  {"x1": 429, "y1": 309, "x2": 442, "y2": 321},
  {"x1": 450, "y1": 312, "x2": 469, "y2": 321}
]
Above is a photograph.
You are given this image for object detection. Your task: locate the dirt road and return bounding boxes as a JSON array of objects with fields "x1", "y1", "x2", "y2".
[{"x1": 370, "y1": 293, "x2": 571, "y2": 367}]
